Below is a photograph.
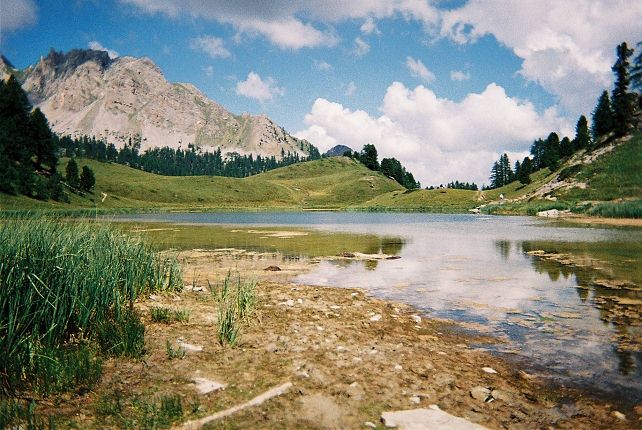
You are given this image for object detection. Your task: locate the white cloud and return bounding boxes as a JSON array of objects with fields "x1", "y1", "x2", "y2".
[
  {"x1": 203, "y1": 65, "x2": 214, "y2": 77},
  {"x1": 344, "y1": 81, "x2": 357, "y2": 96},
  {"x1": 235, "y1": 17, "x2": 338, "y2": 50},
  {"x1": 2, "y1": 0, "x2": 37, "y2": 32},
  {"x1": 440, "y1": 0, "x2": 642, "y2": 116},
  {"x1": 353, "y1": 37, "x2": 370, "y2": 56},
  {"x1": 190, "y1": 35, "x2": 231, "y2": 58},
  {"x1": 450, "y1": 70, "x2": 470, "y2": 81},
  {"x1": 295, "y1": 82, "x2": 571, "y2": 186},
  {"x1": 88, "y1": 41, "x2": 119, "y2": 59},
  {"x1": 406, "y1": 56, "x2": 435, "y2": 83},
  {"x1": 313, "y1": 59, "x2": 332, "y2": 72},
  {"x1": 360, "y1": 17, "x2": 381, "y2": 35},
  {"x1": 235, "y1": 72, "x2": 284, "y2": 103}
]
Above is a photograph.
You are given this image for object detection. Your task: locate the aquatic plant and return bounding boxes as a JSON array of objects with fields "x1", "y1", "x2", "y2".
[
  {"x1": 211, "y1": 272, "x2": 257, "y2": 346},
  {"x1": 0, "y1": 216, "x2": 182, "y2": 400}
]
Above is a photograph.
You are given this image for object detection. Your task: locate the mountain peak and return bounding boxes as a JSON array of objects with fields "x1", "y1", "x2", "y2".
[{"x1": 17, "y1": 48, "x2": 317, "y2": 160}]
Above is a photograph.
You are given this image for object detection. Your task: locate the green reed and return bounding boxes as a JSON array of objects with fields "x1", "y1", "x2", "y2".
[{"x1": 0, "y1": 216, "x2": 182, "y2": 397}]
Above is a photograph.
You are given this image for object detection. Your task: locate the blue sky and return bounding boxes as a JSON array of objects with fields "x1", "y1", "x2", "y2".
[{"x1": 2, "y1": 0, "x2": 641, "y2": 185}]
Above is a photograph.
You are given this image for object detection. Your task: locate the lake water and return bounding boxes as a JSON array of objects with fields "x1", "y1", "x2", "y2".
[{"x1": 116, "y1": 212, "x2": 642, "y2": 405}]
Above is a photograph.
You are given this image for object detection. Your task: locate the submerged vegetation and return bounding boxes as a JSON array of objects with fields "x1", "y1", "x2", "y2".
[{"x1": 0, "y1": 216, "x2": 182, "y2": 426}]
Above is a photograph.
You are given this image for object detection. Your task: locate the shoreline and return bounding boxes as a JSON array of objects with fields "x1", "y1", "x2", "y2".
[{"x1": 26, "y1": 250, "x2": 641, "y2": 428}]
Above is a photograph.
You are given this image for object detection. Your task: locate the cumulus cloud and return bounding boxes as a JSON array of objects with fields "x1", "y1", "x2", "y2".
[
  {"x1": 360, "y1": 17, "x2": 381, "y2": 35},
  {"x1": 313, "y1": 59, "x2": 332, "y2": 72},
  {"x1": 120, "y1": 0, "x2": 442, "y2": 49},
  {"x1": 296, "y1": 82, "x2": 571, "y2": 186},
  {"x1": 353, "y1": 37, "x2": 370, "y2": 56},
  {"x1": 344, "y1": 81, "x2": 357, "y2": 96},
  {"x1": 2, "y1": 0, "x2": 37, "y2": 32},
  {"x1": 88, "y1": 41, "x2": 119, "y2": 59},
  {"x1": 190, "y1": 35, "x2": 230, "y2": 58},
  {"x1": 235, "y1": 72, "x2": 284, "y2": 103},
  {"x1": 406, "y1": 56, "x2": 435, "y2": 83},
  {"x1": 440, "y1": 0, "x2": 642, "y2": 116},
  {"x1": 450, "y1": 70, "x2": 470, "y2": 81}
]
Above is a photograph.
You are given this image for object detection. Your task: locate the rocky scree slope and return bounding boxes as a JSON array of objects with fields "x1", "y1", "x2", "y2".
[{"x1": 2, "y1": 49, "x2": 315, "y2": 159}]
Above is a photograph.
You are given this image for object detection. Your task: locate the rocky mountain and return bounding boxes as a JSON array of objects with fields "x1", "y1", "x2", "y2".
[
  {"x1": 324, "y1": 144, "x2": 353, "y2": 157},
  {"x1": 3, "y1": 49, "x2": 316, "y2": 159}
]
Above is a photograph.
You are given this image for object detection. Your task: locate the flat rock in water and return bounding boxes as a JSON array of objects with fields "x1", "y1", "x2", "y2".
[
  {"x1": 192, "y1": 377, "x2": 226, "y2": 394},
  {"x1": 382, "y1": 408, "x2": 490, "y2": 429}
]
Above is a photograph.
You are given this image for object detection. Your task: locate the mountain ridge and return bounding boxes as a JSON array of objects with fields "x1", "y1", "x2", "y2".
[{"x1": 3, "y1": 49, "x2": 316, "y2": 159}]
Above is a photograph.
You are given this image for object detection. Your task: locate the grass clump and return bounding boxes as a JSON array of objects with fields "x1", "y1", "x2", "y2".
[
  {"x1": 165, "y1": 340, "x2": 186, "y2": 360},
  {"x1": 585, "y1": 199, "x2": 642, "y2": 218},
  {"x1": 211, "y1": 272, "x2": 257, "y2": 346},
  {"x1": 0, "y1": 216, "x2": 182, "y2": 425},
  {"x1": 151, "y1": 306, "x2": 191, "y2": 324}
]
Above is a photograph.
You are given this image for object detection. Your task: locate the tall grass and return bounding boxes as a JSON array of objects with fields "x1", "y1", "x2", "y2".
[
  {"x1": 585, "y1": 199, "x2": 642, "y2": 218},
  {"x1": 211, "y1": 272, "x2": 257, "y2": 346},
  {"x1": 0, "y1": 216, "x2": 182, "y2": 398}
]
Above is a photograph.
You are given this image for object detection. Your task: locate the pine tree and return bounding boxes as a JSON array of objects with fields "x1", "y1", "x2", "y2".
[
  {"x1": 79, "y1": 165, "x2": 96, "y2": 192},
  {"x1": 611, "y1": 42, "x2": 635, "y2": 136},
  {"x1": 30, "y1": 108, "x2": 57, "y2": 171},
  {"x1": 359, "y1": 144, "x2": 379, "y2": 171},
  {"x1": 559, "y1": 136, "x2": 574, "y2": 158},
  {"x1": 542, "y1": 132, "x2": 560, "y2": 170},
  {"x1": 517, "y1": 157, "x2": 532, "y2": 185},
  {"x1": 631, "y1": 41, "x2": 642, "y2": 108},
  {"x1": 573, "y1": 115, "x2": 591, "y2": 151},
  {"x1": 592, "y1": 91, "x2": 614, "y2": 139},
  {"x1": 66, "y1": 158, "x2": 80, "y2": 189}
]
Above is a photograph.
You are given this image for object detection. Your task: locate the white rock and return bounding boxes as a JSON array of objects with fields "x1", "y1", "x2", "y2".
[
  {"x1": 394, "y1": 364, "x2": 403, "y2": 371},
  {"x1": 481, "y1": 367, "x2": 497, "y2": 374},
  {"x1": 297, "y1": 298, "x2": 304, "y2": 304},
  {"x1": 364, "y1": 422, "x2": 377, "y2": 428},
  {"x1": 409, "y1": 396, "x2": 421, "y2": 404},
  {"x1": 411, "y1": 315, "x2": 421, "y2": 324},
  {"x1": 177, "y1": 339, "x2": 203, "y2": 352},
  {"x1": 382, "y1": 408, "x2": 490, "y2": 429},
  {"x1": 470, "y1": 386, "x2": 491, "y2": 402},
  {"x1": 192, "y1": 377, "x2": 226, "y2": 394},
  {"x1": 370, "y1": 314, "x2": 382, "y2": 322},
  {"x1": 612, "y1": 411, "x2": 626, "y2": 421}
]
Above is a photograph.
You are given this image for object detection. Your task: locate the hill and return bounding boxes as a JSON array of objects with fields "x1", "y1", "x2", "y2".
[
  {"x1": 324, "y1": 145, "x2": 353, "y2": 157},
  {"x1": 0, "y1": 156, "x2": 403, "y2": 211},
  {"x1": 1, "y1": 49, "x2": 316, "y2": 159}
]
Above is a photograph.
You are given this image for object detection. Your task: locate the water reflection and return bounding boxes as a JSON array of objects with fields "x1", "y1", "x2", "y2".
[
  {"x1": 115, "y1": 212, "x2": 642, "y2": 405},
  {"x1": 519, "y1": 240, "x2": 642, "y2": 378}
]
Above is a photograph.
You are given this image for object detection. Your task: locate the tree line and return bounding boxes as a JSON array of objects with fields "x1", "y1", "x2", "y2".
[
  {"x1": 57, "y1": 134, "x2": 322, "y2": 178},
  {"x1": 344, "y1": 144, "x2": 420, "y2": 189},
  {"x1": 487, "y1": 40, "x2": 642, "y2": 190},
  {"x1": 0, "y1": 75, "x2": 95, "y2": 201}
]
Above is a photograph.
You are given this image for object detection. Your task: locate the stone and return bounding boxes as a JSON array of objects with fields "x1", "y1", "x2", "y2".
[
  {"x1": 192, "y1": 377, "x2": 226, "y2": 394},
  {"x1": 370, "y1": 314, "x2": 382, "y2": 322},
  {"x1": 265, "y1": 342, "x2": 278, "y2": 353},
  {"x1": 481, "y1": 367, "x2": 497, "y2": 374},
  {"x1": 411, "y1": 315, "x2": 421, "y2": 325},
  {"x1": 264, "y1": 265, "x2": 282, "y2": 271},
  {"x1": 177, "y1": 338, "x2": 203, "y2": 353},
  {"x1": 537, "y1": 209, "x2": 560, "y2": 217},
  {"x1": 490, "y1": 389, "x2": 513, "y2": 403},
  {"x1": 364, "y1": 422, "x2": 377, "y2": 428},
  {"x1": 612, "y1": 411, "x2": 626, "y2": 421},
  {"x1": 409, "y1": 396, "x2": 421, "y2": 404},
  {"x1": 382, "y1": 408, "x2": 490, "y2": 429},
  {"x1": 470, "y1": 386, "x2": 491, "y2": 402}
]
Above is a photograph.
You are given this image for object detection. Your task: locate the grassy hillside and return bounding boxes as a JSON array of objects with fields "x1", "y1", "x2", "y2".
[
  {"x1": 1, "y1": 132, "x2": 639, "y2": 216},
  {"x1": 483, "y1": 131, "x2": 642, "y2": 217},
  {"x1": 0, "y1": 156, "x2": 403, "y2": 212}
]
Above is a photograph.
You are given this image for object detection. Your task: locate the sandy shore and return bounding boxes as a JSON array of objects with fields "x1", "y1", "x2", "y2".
[{"x1": 39, "y1": 250, "x2": 640, "y2": 429}]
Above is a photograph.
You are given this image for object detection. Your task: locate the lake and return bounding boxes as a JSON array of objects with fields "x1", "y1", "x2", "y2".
[{"x1": 115, "y1": 212, "x2": 642, "y2": 406}]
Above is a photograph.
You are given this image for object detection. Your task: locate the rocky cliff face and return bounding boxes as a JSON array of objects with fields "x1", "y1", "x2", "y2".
[{"x1": 16, "y1": 49, "x2": 315, "y2": 158}]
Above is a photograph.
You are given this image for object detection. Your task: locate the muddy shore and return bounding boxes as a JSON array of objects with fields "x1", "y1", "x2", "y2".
[{"x1": 40, "y1": 250, "x2": 640, "y2": 429}]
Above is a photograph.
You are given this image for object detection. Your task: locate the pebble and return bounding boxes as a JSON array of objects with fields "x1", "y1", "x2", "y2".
[
  {"x1": 612, "y1": 411, "x2": 626, "y2": 421},
  {"x1": 410, "y1": 396, "x2": 421, "y2": 404},
  {"x1": 411, "y1": 315, "x2": 422, "y2": 324},
  {"x1": 394, "y1": 364, "x2": 403, "y2": 371},
  {"x1": 364, "y1": 422, "x2": 376, "y2": 428},
  {"x1": 482, "y1": 367, "x2": 497, "y2": 374},
  {"x1": 370, "y1": 314, "x2": 382, "y2": 322}
]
